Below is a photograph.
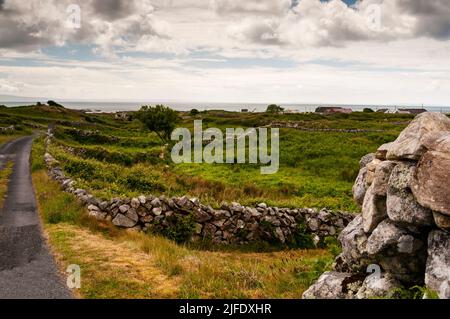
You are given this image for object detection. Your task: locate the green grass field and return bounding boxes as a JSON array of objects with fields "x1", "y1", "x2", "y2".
[{"x1": 0, "y1": 104, "x2": 415, "y2": 212}]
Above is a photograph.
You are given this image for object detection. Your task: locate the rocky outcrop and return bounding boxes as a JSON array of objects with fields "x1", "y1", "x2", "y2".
[
  {"x1": 43, "y1": 135, "x2": 353, "y2": 247},
  {"x1": 304, "y1": 112, "x2": 450, "y2": 299}
]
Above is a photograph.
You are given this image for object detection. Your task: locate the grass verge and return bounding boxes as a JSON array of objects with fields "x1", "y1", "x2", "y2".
[{"x1": 0, "y1": 160, "x2": 14, "y2": 209}]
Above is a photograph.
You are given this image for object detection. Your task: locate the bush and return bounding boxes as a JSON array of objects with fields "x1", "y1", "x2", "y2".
[
  {"x1": 189, "y1": 109, "x2": 200, "y2": 116},
  {"x1": 266, "y1": 104, "x2": 284, "y2": 114},
  {"x1": 290, "y1": 221, "x2": 316, "y2": 249},
  {"x1": 152, "y1": 213, "x2": 196, "y2": 243},
  {"x1": 47, "y1": 100, "x2": 64, "y2": 108}
]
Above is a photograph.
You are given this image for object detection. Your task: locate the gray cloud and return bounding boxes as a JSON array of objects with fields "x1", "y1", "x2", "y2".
[
  {"x1": 398, "y1": 0, "x2": 450, "y2": 39},
  {"x1": 91, "y1": 0, "x2": 134, "y2": 20}
]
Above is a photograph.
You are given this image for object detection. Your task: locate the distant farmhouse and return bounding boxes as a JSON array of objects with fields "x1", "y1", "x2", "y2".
[
  {"x1": 315, "y1": 106, "x2": 352, "y2": 114},
  {"x1": 396, "y1": 108, "x2": 427, "y2": 115}
]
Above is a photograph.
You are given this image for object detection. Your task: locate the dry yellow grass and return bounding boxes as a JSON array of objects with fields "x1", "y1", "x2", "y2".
[{"x1": 46, "y1": 223, "x2": 180, "y2": 298}]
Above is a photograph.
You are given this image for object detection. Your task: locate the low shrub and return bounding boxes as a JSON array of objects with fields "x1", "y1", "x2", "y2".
[
  {"x1": 151, "y1": 213, "x2": 196, "y2": 244},
  {"x1": 289, "y1": 221, "x2": 316, "y2": 249}
]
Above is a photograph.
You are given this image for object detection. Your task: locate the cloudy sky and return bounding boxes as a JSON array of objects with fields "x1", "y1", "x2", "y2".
[{"x1": 0, "y1": 0, "x2": 450, "y2": 105}]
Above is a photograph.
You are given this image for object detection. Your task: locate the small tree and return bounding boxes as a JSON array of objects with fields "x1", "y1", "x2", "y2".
[
  {"x1": 47, "y1": 100, "x2": 64, "y2": 108},
  {"x1": 189, "y1": 108, "x2": 200, "y2": 116},
  {"x1": 363, "y1": 108, "x2": 374, "y2": 113},
  {"x1": 137, "y1": 105, "x2": 179, "y2": 142},
  {"x1": 266, "y1": 104, "x2": 284, "y2": 114}
]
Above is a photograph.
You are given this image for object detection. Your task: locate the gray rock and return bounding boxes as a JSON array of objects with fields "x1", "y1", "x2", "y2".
[
  {"x1": 119, "y1": 204, "x2": 130, "y2": 214},
  {"x1": 125, "y1": 208, "x2": 139, "y2": 222},
  {"x1": 302, "y1": 272, "x2": 363, "y2": 299},
  {"x1": 362, "y1": 184, "x2": 387, "y2": 233},
  {"x1": 138, "y1": 195, "x2": 147, "y2": 204},
  {"x1": 336, "y1": 215, "x2": 372, "y2": 272},
  {"x1": 150, "y1": 198, "x2": 161, "y2": 207},
  {"x1": 387, "y1": 112, "x2": 450, "y2": 160},
  {"x1": 387, "y1": 163, "x2": 434, "y2": 226},
  {"x1": 411, "y1": 132, "x2": 450, "y2": 216},
  {"x1": 365, "y1": 159, "x2": 382, "y2": 187},
  {"x1": 87, "y1": 204, "x2": 100, "y2": 212},
  {"x1": 356, "y1": 273, "x2": 402, "y2": 299},
  {"x1": 152, "y1": 207, "x2": 162, "y2": 216},
  {"x1": 353, "y1": 167, "x2": 368, "y2": 206},
  {"x1": 366, "y1": 220, "x2": 409, "y2": 255},
  {"x1": 425, "y1": 230, "x2": 450, "y2": 299},
  {"x1": 274, "y1": 227, "x2": 285, "y2": 243},
  {"x1": 112, "y1": 213, "x2": 137, "y2": 228},
  {"x1": 99, "y1": 201, "x2": 109, "y2": 210},
  {"x1": 372, "y1": 161, "x2": 397, "y2": 196},
  {"x1": 366, "y1": 220, "x2": 426, "y2": 284},
  {"x1": 257, "y1": 202, "x2": 267, "y2": 209},
  {"x1": 131, "y1": 197, "x2": 140, "y2": 209}
]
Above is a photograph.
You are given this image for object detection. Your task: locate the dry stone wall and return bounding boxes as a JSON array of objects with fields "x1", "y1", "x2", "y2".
[
  {"x1": 44, "y1": 131, "x2": 354, "y2": 246},
  {"x1": 303, "y1": 112, "x2": 450, "y2": 299}
]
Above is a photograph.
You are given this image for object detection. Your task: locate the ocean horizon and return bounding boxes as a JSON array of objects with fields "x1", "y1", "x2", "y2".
[{"x1": 2, "y1": 101, "x2": 450, "y2": 114}]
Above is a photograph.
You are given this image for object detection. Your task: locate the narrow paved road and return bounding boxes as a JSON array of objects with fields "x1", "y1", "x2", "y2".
[{"x1": 0, "y1": 136, "x2": 72, "y2": 298}]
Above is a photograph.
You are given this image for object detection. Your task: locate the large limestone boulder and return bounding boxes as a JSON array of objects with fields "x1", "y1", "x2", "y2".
[
  {"x1": 411, "y1": 132, "x2": 450, "y2": 216},
  {"x1": 366, "y1": 220, "x2": 426, "y2": 284},
  {"x1": 386, "y1": 112, "x2": 450, "y2": 160},
  {"x1": 425, "y1": 230, "x2": 450, "y2": 299},
  {"x1": 387, "y1": 163, "x2": 434, "y2": 227},
  {"x1": 302, "y1": 271, "x2": 363, "y2": 299},
  {"x1": 366, "y1": 220, "x2": 423, "y2": 256}
]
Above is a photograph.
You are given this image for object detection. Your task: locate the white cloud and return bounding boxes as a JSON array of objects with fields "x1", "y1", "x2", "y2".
[{"x1": 0, "y1": 78, "x2": 24, "y2": 93}]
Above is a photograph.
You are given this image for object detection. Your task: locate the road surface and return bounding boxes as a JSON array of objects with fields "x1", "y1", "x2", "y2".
[{"x1": 0, "y1": 136, "x2": 72, "y2": 298}]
